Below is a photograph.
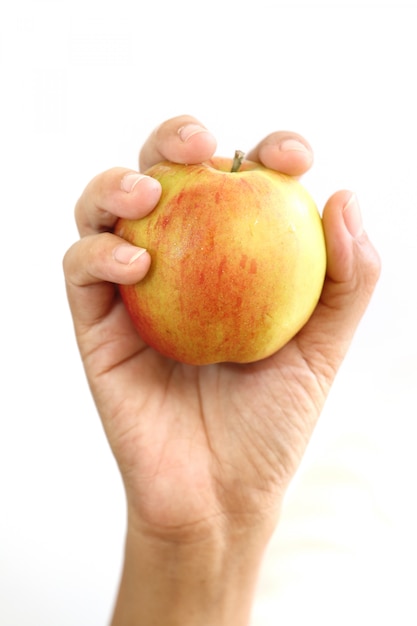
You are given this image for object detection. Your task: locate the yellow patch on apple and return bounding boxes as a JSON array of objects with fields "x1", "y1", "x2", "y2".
[{"x1": 114, "y1": 154, "x2": 327, "y2": 365}]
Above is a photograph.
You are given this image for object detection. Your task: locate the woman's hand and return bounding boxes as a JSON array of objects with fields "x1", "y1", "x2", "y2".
[{"x1": 63, "y1": 114, "x2": 380, "y2": 625}]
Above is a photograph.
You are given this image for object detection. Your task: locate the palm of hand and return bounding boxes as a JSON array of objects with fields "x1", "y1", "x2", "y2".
[{"x1": 83, "y1": 290, "x2": 326, "y2": 539}]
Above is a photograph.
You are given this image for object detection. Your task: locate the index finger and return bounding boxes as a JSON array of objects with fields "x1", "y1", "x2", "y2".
[{"x1": 246, "y1": 131, "x2": 314, "y2": 177}]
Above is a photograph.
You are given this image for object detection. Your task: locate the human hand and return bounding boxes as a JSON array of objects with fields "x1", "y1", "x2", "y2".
[
  {"x1": 63, "y1": 114, "x2": 380, "y2": 625},
  {"x1": 64, "y1": 113, "x2": 380, "y2": 537}
]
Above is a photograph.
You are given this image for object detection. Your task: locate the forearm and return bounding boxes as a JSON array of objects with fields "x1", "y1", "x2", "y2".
[{"x1": 110, "y1": 519, "x2": 271, "y2": 626}]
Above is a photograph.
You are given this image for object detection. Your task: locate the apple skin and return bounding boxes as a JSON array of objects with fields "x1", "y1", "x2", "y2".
[{"x1": 114, "y1": 157, "x2": 327, "y2": 365}]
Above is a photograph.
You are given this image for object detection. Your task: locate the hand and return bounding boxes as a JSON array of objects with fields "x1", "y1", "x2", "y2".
[{"x1": 63, "y1": 115, "x2": 380, "y2": 625}]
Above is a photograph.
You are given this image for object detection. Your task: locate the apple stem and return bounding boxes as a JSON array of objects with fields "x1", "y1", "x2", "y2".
[{"x1": 231, "y1": 150, "x2": 245, "y2": 172}]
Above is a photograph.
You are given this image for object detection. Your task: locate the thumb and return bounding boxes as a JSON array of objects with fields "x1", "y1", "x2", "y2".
[{"x1": 296, "y1": 190, "x2": 381, "y2": 379}]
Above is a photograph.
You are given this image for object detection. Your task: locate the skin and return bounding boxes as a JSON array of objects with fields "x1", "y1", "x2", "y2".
[{"x1": 63, "y1": 114, "x2": 381, "y2": 626}]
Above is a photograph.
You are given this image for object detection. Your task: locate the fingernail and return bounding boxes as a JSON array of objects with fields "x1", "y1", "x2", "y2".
[
  {"x1": 279, "y1": 138, "x2": 310, "y2": 153},
  {"x1": 178, "y1": 123, "x2": 212, "y2": 143},
  {"x1": 343, "y1": 193, "x2": 364, "y2": 238},
  {"x1": 113, "y1": 244, "x2": 147, "y2": 264},
  {"x1": 121, "y1": 173, "x2": 154, "y2": 193}
]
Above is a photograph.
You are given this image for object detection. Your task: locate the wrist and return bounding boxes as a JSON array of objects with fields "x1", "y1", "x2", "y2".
[{"x1": 111, "y1": 510, "x2": 276, "y2": 626}]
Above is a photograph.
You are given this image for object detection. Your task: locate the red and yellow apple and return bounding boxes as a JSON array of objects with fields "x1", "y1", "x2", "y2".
[{"x1": 114, "y1": 154, "x2": 327, "y2": 365}]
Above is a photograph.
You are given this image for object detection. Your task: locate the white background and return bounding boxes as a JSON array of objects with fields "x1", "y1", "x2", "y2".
[{"x1": 1, "y1": 1, "x2": 416, "y2": 624}]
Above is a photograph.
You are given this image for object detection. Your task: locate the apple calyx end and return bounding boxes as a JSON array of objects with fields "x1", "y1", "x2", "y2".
[{"x1": 231, "y1": 150, "x2": 246, "y2": 173}]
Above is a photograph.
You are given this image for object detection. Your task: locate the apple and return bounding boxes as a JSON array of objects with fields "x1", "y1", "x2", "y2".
[{"x1": 114, "y1": 152, "x2": 327, "y2": 365}]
